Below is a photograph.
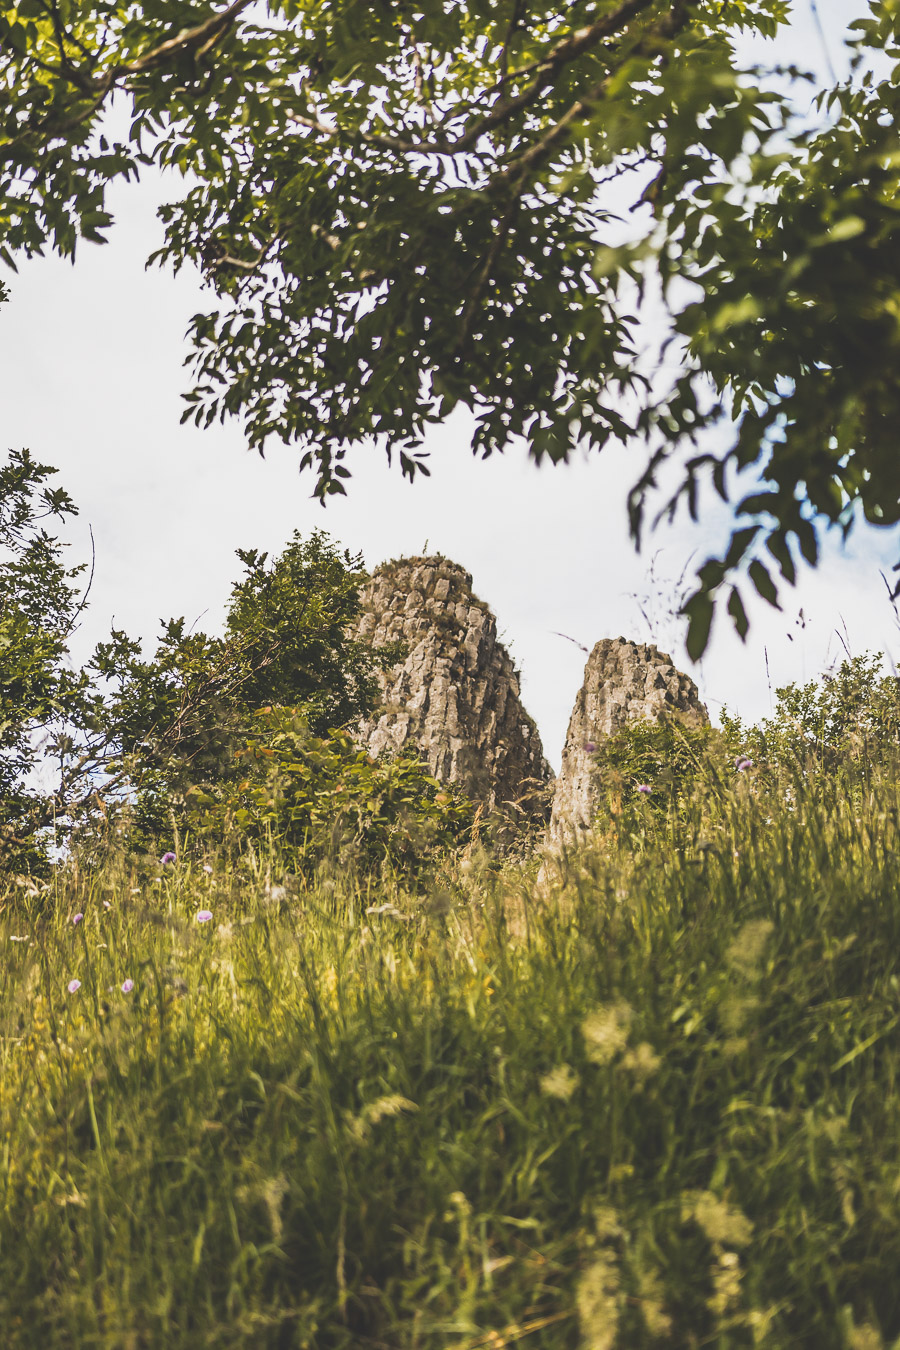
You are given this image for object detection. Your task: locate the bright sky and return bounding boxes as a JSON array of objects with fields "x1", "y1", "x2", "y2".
[{"x1": 2, "y1": 0, "x2": 897, "y2": 771}]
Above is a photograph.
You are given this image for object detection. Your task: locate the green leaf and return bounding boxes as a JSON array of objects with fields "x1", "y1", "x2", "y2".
[
  {"x1": 684, "y1": 592, "x2": 715, "y2": 662},
  {"x1": 819, "y1": 215, "x2": 866, "y2": 245},
  {"x1": 727, "y1": 586, "x2": 749, "y2": 641},
  {"x1": 748, "y1": 559, "x2": 780, "y2": 609}
]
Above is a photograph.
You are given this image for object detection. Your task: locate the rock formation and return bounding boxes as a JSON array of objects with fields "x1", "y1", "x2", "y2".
[
  {"x1": 548, "y1": 638, "x2": 708, "y2": 850},
  {"x1": 353, "y1": 556, "x2": 553, "y2": 823}
]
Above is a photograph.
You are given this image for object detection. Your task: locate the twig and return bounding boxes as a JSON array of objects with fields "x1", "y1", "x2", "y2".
[
  {"x1": 808, "y1": 0, "x2": 837, "y2": 85},
  {"x1": 65, "y1": 523, "x2": 95, "y2": 638},
  {"x1": 116, "y1": 0, "x2": 254, "y2": 76},
  {"x1": 552, "y1": 632, "x2": 590, "y2": 654}
]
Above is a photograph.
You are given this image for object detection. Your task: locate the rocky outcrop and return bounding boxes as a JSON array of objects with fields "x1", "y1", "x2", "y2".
[
  {"x1": 548, "y1": 638, "x2": 708, "y2": 850},
  {"x1": 353, "y1": 556, "x2": 553, "y2": 823}
]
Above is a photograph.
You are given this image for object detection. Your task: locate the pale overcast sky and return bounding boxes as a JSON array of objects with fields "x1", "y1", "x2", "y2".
[{"x1": 2, "y1": 0, "x2": 897, "y2": 769}]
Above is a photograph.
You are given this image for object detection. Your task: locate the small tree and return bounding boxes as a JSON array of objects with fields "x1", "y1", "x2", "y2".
[
  {"x1": 224, "y1": 532, "x2": 378, "y2": 734},
  {"x1": 88, "y1": 530, "x2": 380, "y2": 851},
  {"x1": 0, "y1": 450, "x2": 85, "y2": 874}
]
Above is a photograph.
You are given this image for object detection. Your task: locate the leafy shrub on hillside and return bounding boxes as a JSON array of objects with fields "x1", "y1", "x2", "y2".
[
  {"x1": 183, "y1": 707, "x2": 473, "y2": 880},
  {"x1": 0, "y1": 455, "x2": 455, "y2": 877},
  {"x1": 587, "y1": 718, "x2": 727, "y2": 844},
  {"x1": 721, "y1": 654, "x2": 900, "y2": 779}
]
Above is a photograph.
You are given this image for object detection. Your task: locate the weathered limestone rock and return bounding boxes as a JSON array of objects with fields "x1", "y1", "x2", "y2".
[
  {"x1": 354, "y1": 556, "x2": 553, "y2": 821},
  {"x1": 548, "y1": 638, "x2": 708, "y2": 850}
]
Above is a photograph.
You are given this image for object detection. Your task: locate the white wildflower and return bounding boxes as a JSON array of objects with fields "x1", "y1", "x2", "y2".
[
  {"x1": 682, "y1": 1190, "x2": 753, "y2": 1248},
  {"x1": 540, "y1": 1064, "x2": 579, "y2": 1101},
  {"x1": 583, "y1": 1001, "x2": 633, "y2": 1066},
  {"x1": 726, "y1": 920, "x2": 774, "y2": 978},
  {"x1": 576, "y1": 1252, "x2": 620, "y2": 1350},
  {"x1": 635, "y1": 1266, "x2": 672, "y2": 1338},
  {"x1": 848, "y1": 1325, "x2": 883, "y2": 1350},
  {"x1": 709, "y1": 1249, "x2": 742, "y2": 1316},
  {"x1": 621, "y1": 1041, "x2": 661, "y2": 1085}
]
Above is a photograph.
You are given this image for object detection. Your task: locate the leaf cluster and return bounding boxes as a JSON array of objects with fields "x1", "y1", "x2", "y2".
[{"x1": 662, "y1": 4, "x2": 900, "y2": 654}]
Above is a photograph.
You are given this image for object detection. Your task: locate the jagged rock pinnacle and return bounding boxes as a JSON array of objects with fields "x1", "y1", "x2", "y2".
[
  {"x1": 353, "y1": 556, "x2": 553, "y2": 822},
  {"x1": 548, "y1": 637, "x2": 708, "y2": 850}
]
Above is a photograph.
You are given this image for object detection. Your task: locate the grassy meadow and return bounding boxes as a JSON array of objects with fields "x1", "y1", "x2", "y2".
[{"x1": 2, "y1": 755, "x2": 900, "y2": 1348}]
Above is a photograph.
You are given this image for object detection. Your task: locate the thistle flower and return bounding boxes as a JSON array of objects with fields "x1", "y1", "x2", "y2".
[
  {"x1": 67, "y1": 979, "x2": 81, "y2": 994},
  {"x1": 121, "y1": 979, "x2": 134, "y2": 994},
  {"x1": 72, "y1": 913, "x2": 83, "y2": 925},
  {"x1": 736, "y1": 757, "x2": 753, "y2": 772},
  {"x1": 160, "y1": 851, "x2": 176, "y2": 865},
  {"x1": 637, "y1": 784, "x2": 652, "y2": 795},
  {"x1": 197, "y1": 910, "x2": 213, "y2": 923}
]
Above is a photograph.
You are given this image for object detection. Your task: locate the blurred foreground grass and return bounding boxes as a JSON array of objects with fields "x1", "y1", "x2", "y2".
[{"x1": 2, "y1": 763, "x2": 900, "y2": 1348}]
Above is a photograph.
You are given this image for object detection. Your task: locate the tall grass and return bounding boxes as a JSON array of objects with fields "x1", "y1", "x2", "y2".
[{"x1": 2, "y1": 760, "x2": 900, "y2": 1348}]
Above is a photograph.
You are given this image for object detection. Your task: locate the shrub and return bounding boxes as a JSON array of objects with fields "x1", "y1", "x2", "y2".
[
  {"x1": 87, "y1": 531, "x2": 385, "y2": 855},
  {"x1": 587, "y1": 718, "x2": 726, "y2": 847},
  {"x1": 721, "y1": 653, "x2": 900, "y2": 781},
  {"x1": 183, "y1": 707, "x2": 474, "y2": 881}
]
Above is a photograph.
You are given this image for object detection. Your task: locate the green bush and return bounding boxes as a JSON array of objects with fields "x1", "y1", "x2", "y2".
[
  {"x1": 89, "y1": 530, "x2": 382, "y2": 849},
  {"x1": 586, "y1": 718, "x2": 727, "y2": 847},
  {"x1": 721, "y1": 654, "x2": 900, "y2": 787},
  {"x1": 183, "y1": 706, "x2": 474, "y2": 881}
]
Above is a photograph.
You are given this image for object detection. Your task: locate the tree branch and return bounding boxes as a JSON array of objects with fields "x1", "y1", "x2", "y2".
[
  {"x1": 288, "y1": 0, "x2": 663, "y2": 159},
  {"x1": 116, "y1": 0, "x2": 255, "y2": 76},
  {"x1": 0, "y1": 1, "x2": 254, "y2": 165}
]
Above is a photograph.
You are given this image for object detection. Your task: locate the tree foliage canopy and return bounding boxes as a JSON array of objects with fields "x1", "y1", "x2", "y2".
[
  {"x1": 2, "y1": 0, "x2": 899, "y2": 646},
  {"x1": 0, "y1": 450, "x2": 85, "y2": 870}
]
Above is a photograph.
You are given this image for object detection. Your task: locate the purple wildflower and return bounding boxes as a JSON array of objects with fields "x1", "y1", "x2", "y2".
[
  {"x1": 637, "y1": 784, "x2": 652, "y2": 795},
  {"x1": 67, "y1": 979, "x2": 81, "y2": 994},
  {"x1": 121, "y1": 979, "x2": 134, "y2": 994},
  {"x1": 197, "y1": 910, "x2": 213, "y2": 924},
  {"x1": 736, "y1": 758, "x2": 753, "y2": 772},
  {"x1": 160, "y1": 851, "x2": 176, "y2": 865},
  {"x1": 72, "y1": 913, "x2": 84, "y2": 925}
]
